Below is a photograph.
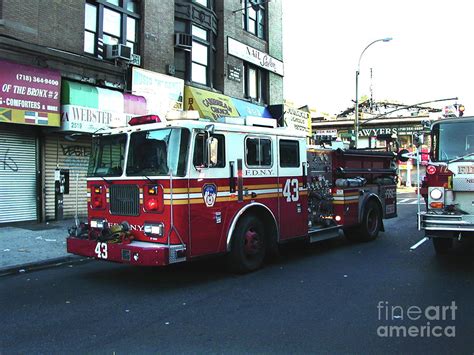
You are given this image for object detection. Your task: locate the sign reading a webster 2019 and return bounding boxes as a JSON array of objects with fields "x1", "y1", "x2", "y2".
[
  {"x1": 228, "y1": 37, "x2": 284, "y2": 76},
  {"x1": 0, "y1": 59, "x2": 61, "y2": 126}
]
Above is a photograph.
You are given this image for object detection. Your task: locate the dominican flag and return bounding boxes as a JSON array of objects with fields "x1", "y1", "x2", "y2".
[{"x1": 24, "y1": 111, "x2": 49, "y2": 125}]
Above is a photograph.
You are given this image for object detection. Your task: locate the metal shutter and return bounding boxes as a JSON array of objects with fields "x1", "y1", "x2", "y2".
[
  {"x1": 44, "y1": 134, "x2": 90, "y2": 220},
  {"x1": 0, "y1": 127, "x2": 38, "y2": 223}
]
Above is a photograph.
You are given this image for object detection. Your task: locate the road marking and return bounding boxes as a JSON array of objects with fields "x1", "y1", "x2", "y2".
[
  {"x1": 410, "y1": 237, "x2": 428, "y2": 251},
  {"x1": 398, "y1": 198, "x2": 419, "y2": 204}
]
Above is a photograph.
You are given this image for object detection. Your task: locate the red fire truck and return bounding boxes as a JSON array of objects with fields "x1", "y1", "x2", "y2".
[
  {"x1": 418, "y1": 116, "x2": 474, "y2": 253},
  {"x1": 67, "y1": 114, "x2": 398, "y2": 272}
]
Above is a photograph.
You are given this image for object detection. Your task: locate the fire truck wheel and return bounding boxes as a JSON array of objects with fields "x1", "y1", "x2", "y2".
[
  {"x1": 432, "y1": 238, "x2": 453, "y2": 254},
  {"x1": 228, "y1": 215, "x2": 266, "y2": 273},
  {"x1": 345, "y1": 200, "x2": 381, "y2": 242}
]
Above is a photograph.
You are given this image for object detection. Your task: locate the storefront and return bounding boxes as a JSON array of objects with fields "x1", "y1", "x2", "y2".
[
  {"x1": 0, "y1": 60, "x2": 61, "y2": 223},
  {"x1": 43, "y1": 80, "x2": 147, "y2": 221}
]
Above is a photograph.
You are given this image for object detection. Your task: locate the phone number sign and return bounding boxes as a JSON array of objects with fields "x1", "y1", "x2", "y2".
[{"x1": 0, "y1": 59, "x2": 61, "y2": 127}]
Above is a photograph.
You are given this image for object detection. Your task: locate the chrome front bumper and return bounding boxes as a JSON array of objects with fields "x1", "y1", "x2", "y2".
[{"x1": 419, "y1": 211, "x2": 474, "y2": 232}]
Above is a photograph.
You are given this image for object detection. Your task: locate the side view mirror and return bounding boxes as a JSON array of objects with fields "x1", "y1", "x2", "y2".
[{"x1": 207, "y1": 137, "x2": 218, "y2": 167}]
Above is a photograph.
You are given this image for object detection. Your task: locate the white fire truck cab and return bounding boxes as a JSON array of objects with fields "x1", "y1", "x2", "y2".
[
  {"x1": 417, "y1": 116, "x2": 474, "y2": 253},
  {"x1": 67, "y1": 114, "x2": 398, "y2": 272}
]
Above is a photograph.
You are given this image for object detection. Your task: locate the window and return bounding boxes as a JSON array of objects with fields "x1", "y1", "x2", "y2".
[
  {"x1": 84, "y1": 3, "x2": 97, "y2": 54},
  {"x1": 174, "y1": 2, "x2": 217, "y2": 88},
  {"x1": 88, "y1": 134, "x2": 127, "y2": 177},
  {"x1": 84, "y1": 0, "x2": 140, "y2": 57},
  {"x1": 279, "y1": 140, "x2": 300, "y2": 168},
  {"x1": 242, "y1": 0, "x2": 266, "y2": 39},
  {"x1": 246, "y1": 137, "x2": 272, "y2": 167},
  {"x1": 243, "y1": 63, "x2": 267, "y2": 103},
  {"x1": 127, "y1": 128, "x2": 190, "y2": 177},
  {"x1": 193, "y1": 133, "x2": 226, "y2": 168},
  {"x1": 193, "y1": 0, "x2": 215, "y2": 10},
  {"x1": 193, "y1": 0, "x2": 207, "y2": 6},
  {"x1": 191, "y1": 25, "x2": 210, "y2": 85}
]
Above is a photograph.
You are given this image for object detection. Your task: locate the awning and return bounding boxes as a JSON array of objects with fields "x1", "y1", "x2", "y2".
[
  {"x1": 231, "y1": 98, "x2": 273, "y2": 118},
  {"x1": 184, "y1": 86, "x2": 239, "y2": 120},
  {"x1": 60, "y1": 80, "x2": 147, "y2": 132}
]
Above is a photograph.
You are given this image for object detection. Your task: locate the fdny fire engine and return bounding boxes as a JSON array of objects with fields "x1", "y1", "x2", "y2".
[
  {"x1": 417, "y1": 116, "x2": 474, "y2": 253},
  {"x1": 67, "y1": 114, "x2": 398, "y2": 272}
]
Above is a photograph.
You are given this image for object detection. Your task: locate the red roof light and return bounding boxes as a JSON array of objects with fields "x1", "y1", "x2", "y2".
[
  {"x1": 426, "y1": 165, "x2": 437, "y2": 175},
  {"x1": 128, "y1": 115, "x2": 161, "y2": 126}
]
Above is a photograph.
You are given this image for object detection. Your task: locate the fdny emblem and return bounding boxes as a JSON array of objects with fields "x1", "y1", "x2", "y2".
[{"x1": 202, "y1": 184, "x2": 217, "y2": 207}]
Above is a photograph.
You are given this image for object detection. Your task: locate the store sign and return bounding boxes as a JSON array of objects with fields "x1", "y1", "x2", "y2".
[
  {"x1": 0, "y1": 59, "x2": 61, "y2": 126},
  {"x1": 231, "y1": 97, "x2": 273, "y2": 118},
  {"x1": 61, "y1": 105, "x2": 135, "y2": 133},
  {"x1": 358, "y1": 126, "x2": 423, "y2": 137},
  {"x1": 284, "y1": 106, "x2": 311, "y2": 136},
  {"x1": 227, "y1": 64, "x2": 242, "y2": 82},
  {"x1": 185, "y1": 86, "x2": 239, "y2": 120},
  {"x1": 228, "y1": 37, "x2": 284, "y2": 76},
  {"x1": 315, "y1": 129, "x2": 337, "y2": 137},
  {"x1": 132, "y1": 67, "x2": 184, "y2": 118}
]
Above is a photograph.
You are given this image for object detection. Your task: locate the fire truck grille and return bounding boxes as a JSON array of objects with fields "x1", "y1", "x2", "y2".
[{"x1": 110, "y1": 185, "x2": 140, "y2": 216}]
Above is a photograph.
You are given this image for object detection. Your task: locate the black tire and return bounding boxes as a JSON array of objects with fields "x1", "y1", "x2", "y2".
[
  {"x1": 345, "y1": 200, "x2": 382, "y2": 242},
  {"x1": 228, "y1": 215, "x2": 266, "y2": 273},
  {"x1": 432, "y1": 238, "x2": 453, "y2": 254}
]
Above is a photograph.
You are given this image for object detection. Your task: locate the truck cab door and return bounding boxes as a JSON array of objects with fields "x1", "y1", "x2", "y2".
[
  {"x1": 278, "y1": 138, "x2": 307, "y2": 240},
  {"x1": 188, "y1": 132, "x2": 227, "y2": 257}
]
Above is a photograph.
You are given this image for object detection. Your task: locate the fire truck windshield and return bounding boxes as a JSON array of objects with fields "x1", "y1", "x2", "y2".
[
  {"x1": 126, "y1": 128, "x2": 190, "y2": 177},
  {"x1": 433, "y1": 120, "x2": 474, "y2": 162},
  {"x1": 88, "y1": 134, "x2": 127, "y2": 177}
]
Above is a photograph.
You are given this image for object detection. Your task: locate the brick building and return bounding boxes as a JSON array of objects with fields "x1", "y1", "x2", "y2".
[{"x1": 0, "y1": 0, "x2": 284, "y2": 224}]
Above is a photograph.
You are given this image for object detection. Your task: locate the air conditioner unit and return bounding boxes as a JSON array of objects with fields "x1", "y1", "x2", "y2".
[
  {"x1": 105, "y1": 44, "x2": 132, "y2": 61},
  {"x1": 174, "y1": 33, "x2": 192, "y2": 50}
]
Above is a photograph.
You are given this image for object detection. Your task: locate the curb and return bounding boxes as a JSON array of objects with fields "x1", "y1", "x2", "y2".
[{"x1": 0, "y1": 255, "x2": 91, "y2": 277}]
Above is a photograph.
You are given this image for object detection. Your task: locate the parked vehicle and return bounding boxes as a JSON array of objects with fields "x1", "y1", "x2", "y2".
[
  {"x1": 67, "y1": 114, "x2": 398, "y2": 272},
  {"x1": 416, "y1": 116, "x2": 474, "y2": 253}
]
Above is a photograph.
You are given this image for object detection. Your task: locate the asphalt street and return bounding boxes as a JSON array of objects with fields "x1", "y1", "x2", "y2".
[{"x1": 1, "y1": 192, "x2": 473, "y2": 354}]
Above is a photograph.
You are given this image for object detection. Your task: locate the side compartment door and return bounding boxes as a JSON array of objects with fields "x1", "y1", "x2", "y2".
[
  {"x1": 188, "y1": 131, "x2": 229, "y2": 256},
  {"x1": 278, "y1": 138, "x2": 308, "y2": 240}
]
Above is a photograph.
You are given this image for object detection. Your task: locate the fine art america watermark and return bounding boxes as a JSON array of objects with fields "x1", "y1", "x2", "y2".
[{"x1": 377, "y1": 301, "x2": 457, "y2": 338}]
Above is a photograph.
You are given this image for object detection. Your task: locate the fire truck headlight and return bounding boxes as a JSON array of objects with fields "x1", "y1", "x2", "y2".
[
  {"x1": 144, "y1": 223, "x2": 164, "y2": 237},
  {"x1": 90, "y1": 218, "x2": 107, "y2": 229},
  {"x1": 430, "y1": 188, "x2": 443, "y2": 200}
]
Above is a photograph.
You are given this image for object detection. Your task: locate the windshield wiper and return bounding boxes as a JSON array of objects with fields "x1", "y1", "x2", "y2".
[
  {"x1": 98, "y1": 175, "x2": 112, "y2": 184},
  {"x1": 448, "y1": 152, "x2": 474, "y2": 163},
  {"x1": 143, "y1": 174, "x2": 157, "y2": 184}
]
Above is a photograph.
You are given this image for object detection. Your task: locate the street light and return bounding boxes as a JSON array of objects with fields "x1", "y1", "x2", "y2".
[{"x1": 354, "y1": 37, "x2": 393, "y2": 148}]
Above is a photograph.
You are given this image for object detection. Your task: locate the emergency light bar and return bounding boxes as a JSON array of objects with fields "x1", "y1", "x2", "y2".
[{"x1": 128, "y1": 115, "x2": 161, "y2": 126}]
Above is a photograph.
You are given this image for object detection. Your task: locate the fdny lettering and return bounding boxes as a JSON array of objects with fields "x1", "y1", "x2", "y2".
[
  {"x1": 459, "y1": 166, "x2": 474, "y2": 174},
  {"x1": 130, "y1": 224, "x2": 144, "y2": 232},
  {"x1": 109, "y1": 222, "x2": 144, "y2": 231},
  {"x1": 244, "y1": 169, "x2": 273, "y2": 176}
]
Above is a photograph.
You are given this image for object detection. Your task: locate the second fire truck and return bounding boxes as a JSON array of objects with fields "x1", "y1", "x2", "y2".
[
  {"x1": 418, "y1": 116, "x2": 474, "y2": 253},
  {"x1": 67, "y1": 114, "x2": 399, "y2": 272}
]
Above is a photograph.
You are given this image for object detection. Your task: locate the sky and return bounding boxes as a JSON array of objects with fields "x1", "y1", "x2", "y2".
[{"x1": 282, "y1": 0, "x2": 474, "y2": 116}]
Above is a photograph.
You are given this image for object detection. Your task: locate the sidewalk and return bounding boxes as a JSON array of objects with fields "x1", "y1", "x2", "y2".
[{"x1": 0, "y1": 219, "x2": 85, "y2": 276}]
